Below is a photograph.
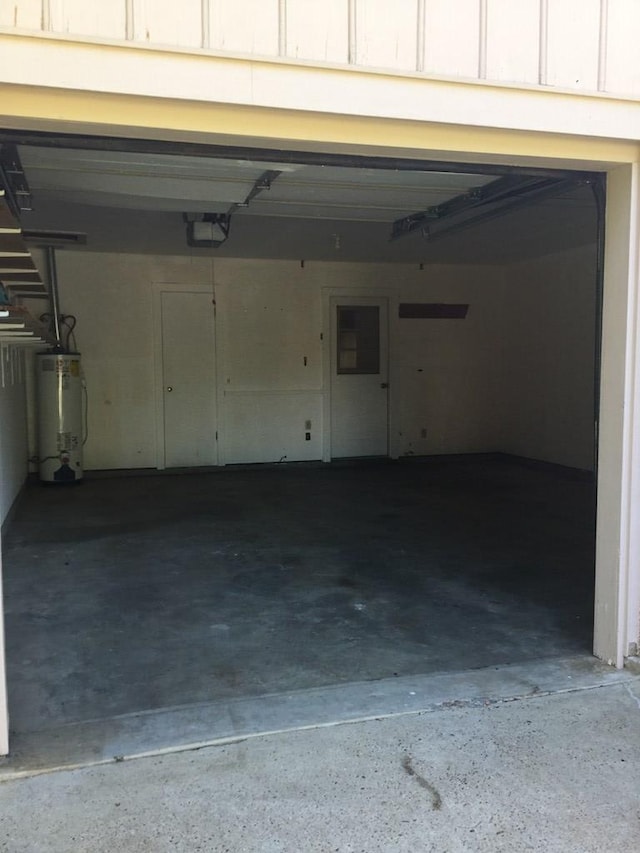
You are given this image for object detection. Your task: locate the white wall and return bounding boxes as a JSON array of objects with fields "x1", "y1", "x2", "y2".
[
  {"x1": 393, "y1": 267, "x2": 507, "y2": 456},
  {"x1": 500, "y1": 244, "x2": 597, "y2": 471},
  {"x1": 215, "y1": 259, "x2": 324, "y2": 464},
  {"x1": 56, "y1": 251, "x2": 511, "y2": 469},
  {"x1": 52, "y1": 248, "x2": 595, "y2": 472},
  {"x1": 0, "y1": 348, "x2": 28, "y2": 523},
  {"x1": 216, "y1": 260, "x2": 508, "y2": 463},
  {"x1": 55, "y1": 252, "x2": 214, "y2": 470},
  {"x1": 0, "y1": 343, "x2": 34, "y2": 755}
]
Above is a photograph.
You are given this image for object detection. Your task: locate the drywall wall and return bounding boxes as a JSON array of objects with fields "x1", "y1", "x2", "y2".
[
  {"x1": 0, "y1": 348, "x2": 28, "y2": 524},
  {"x1": 217, "y1": 259, "x2": 507, "y2": 462},
  {"x1": 55, "y1": 251, "x2": 213, "y2": 470},
  {"x1": 54, "y1": 252, "x2": 507, "y2": 468},
  {"x1": 392, "y1": 268, "x2": 507, "y2": 457},
  {"x1": 52, "y1": 248, "x2": 595, "y2": 471},
  {"x1": 215, "y1": 259, "x2": 324, "y2": 464},
  {"x1": 500, "y1": 244, "x2": 597, "y2": 470}
]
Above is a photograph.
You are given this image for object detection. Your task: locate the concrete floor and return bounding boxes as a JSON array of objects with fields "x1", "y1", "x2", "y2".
[
  {"x1": 1, "y1": 674, "x2": 639, "y2": 852},
  {"x1": 3, "y1": 456, "x2": 594, "y2": 741}
]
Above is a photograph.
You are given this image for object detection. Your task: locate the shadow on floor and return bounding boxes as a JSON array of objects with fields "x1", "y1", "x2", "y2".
[{"x1": 3, "y1": 455, "x2": 595, "y2": 734}]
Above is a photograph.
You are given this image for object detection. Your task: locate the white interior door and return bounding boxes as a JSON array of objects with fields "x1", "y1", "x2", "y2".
[
  {"x1": 330, "y1": 297, "x2": 389, "y2": 458},
  {"x1": 161, "y1": 289, "x2": 217, "y2": 467}
]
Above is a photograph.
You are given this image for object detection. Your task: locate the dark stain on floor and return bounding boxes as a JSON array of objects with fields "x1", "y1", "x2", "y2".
[{"x1": 401, "y1": 753, "x2": 443, "y2": 810}]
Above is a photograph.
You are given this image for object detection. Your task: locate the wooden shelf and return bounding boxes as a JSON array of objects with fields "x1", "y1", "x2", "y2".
[
  {"x1": 0, "y1": 305, "x2": 55, "y2": 347},
  {"x1": 0, "y1": 190, "x2": 47, "y2": 298}
]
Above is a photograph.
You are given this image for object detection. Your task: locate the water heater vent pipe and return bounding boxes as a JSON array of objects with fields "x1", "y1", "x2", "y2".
[{"x1": 45, "y1": 245, "x2": 62, "y2": 349}]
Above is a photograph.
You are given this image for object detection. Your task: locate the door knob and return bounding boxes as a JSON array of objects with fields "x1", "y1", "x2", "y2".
[{"x1": 166, "y1": 386, "x2": 173, "y2": 392}]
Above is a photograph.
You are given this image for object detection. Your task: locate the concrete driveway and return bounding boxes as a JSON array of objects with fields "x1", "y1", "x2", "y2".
[{"x1": 1, "y1": 669, "x2": 639, "y2": 852}]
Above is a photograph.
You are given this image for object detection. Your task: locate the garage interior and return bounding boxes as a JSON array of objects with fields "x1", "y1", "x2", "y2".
[{"x1": 0, "y1": 137, "x2": 599, "y2": 760}]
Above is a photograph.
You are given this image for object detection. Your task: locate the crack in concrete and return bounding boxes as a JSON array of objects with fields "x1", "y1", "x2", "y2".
[
  {"x1": 624, "y1": 682, "x2": 640, "y2": 711},
  {"x1": 401, "y1": 754, "x2": 442, "y2": 810}
]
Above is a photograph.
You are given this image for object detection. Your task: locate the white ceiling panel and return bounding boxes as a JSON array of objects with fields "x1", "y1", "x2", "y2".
[
  {"x1": 27, "y1": 172, "x2": 257, "y2": 206},
  {"x1": 18, "y1": 145, "x2": 497, "y2": 221},
  {"x1": 30, "y1": 188, "x2": 231, "y2": 214},
  {"x1": 18, "y1": 146, "x2": 302, "y2": 176},
  {"x1": 250, "y1": 184, "x2": 489, "y2": 220},
  {"x1": 245, "y1": 200, "x2": 427, "y2": 222},
  {"x1": 278, "y1": 165, "x2": 495, "y2": 190}
]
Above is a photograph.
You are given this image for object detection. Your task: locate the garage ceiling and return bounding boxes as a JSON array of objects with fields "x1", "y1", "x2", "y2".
[
  {"x1": 18, "y1": 146, "x2": 499, "y2": 221},
  {"x1": 13, "y1": 142, "x2": 598, "y2": 264}
]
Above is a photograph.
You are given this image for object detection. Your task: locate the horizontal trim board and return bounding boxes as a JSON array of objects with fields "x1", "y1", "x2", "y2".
[{"x1": 399, "y1": 303, "x2": 469, "y2": 319}]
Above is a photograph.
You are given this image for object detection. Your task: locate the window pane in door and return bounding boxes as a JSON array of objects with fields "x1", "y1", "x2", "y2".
[{"x1": 337, "y1": 305, "x2": 380, "y2": 374}]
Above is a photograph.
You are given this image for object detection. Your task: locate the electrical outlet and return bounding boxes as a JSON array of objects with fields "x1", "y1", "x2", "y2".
[
  {"x1": 305, "y1": 420, "x2": 312, "y2": 430},
  {"x1": 305, "y1": 432, "x2": 311, "y2": 441},
  {"x1": 421, "y1": 428, "x2": 427, "y2": 439}
]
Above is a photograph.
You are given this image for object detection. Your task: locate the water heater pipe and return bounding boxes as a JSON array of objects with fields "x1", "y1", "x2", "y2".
[{"x1": 45, "y1": 245, "x2": 62, "y2": 348}]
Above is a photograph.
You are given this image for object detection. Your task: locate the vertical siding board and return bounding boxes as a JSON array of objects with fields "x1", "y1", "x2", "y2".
[
  {"x1": 209, "y1": 0, "x2": 279, "y2": 56},
  {"x1": 285, "y1": 0, "x2": 349, "y2": 63},
  {"x1": 423, "y1": 0, "x2": 481, "y2": 79},
  {"x1": 0, "y1": 0, "x2": 630, "y2": 102},
  {"x1": 478, "y1": 0, "x2": 488, "y2": 78},
  {"x1": 125, "y1": 0, "x2": 133, "y2": 39},
  {"x1": 201, "y1": 0, "x2": 210, "y2": 49},
  {"x1": 348, "y1": 0, "x2": 357, "y2": 63},
  {"x1": 354, "y1": 0, "x2": 419, "y2": 72},
  {"x1": 597, "y1": 0, "x2": 608, "y2": 91},
  {"x1": 539, "y1": 0, "x2": 548, "y2": 85},
  {"x1": 278, "y1": 0, "x2": 286, "y2": 56},
  {"x1": 416, "y1": 0, "x2": 425, "y2": 71},
  {"x1": 133, "y1": 0, "x2": 202, "y2": 48},
  {"x1": 604, "y1": 0, "x2": 640, "y2": 96},
  {"x1": 485, "y1": 0, "x2": 540, "y2": 84},
  {"x1": 545, "y1": 0, "x2": 600, "y2": 91},
  {"x1": 49, "y1": 0, "x2": 127, "y2": 40},
  {"x1": 0, "y1": 0, "x2": 43, "y2": 29}
]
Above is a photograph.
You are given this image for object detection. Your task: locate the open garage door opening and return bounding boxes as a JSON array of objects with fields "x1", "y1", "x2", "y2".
[{"x1": 0, "y1": 134, "x2": 602, "y2": 764}]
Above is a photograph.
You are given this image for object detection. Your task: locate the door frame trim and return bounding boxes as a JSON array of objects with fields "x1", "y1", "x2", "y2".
[
  {"x1": 322, "y1": 286, "x2": 396, "y2": 462},
  {"x1": 152, "y1": 281, "x2": 217, "y2": 470}
]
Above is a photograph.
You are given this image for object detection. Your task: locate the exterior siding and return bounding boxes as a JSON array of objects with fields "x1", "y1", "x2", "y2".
[{"x1": 2, "y1": 0, "x2": 640, "y2": 97}]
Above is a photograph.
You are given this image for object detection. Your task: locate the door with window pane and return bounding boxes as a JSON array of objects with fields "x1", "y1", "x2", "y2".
[{"x1": 330, "y1": 297, "x2": 389, "y2": 458}]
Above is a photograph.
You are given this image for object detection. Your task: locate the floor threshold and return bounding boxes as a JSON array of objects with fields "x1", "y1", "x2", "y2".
[{"x1": 1, "y1": 654, "x2": 634, "y2": 782}]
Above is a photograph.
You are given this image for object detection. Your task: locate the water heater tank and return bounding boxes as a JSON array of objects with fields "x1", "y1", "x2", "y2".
[{"x1": 36, "y1": 352, "x2": 83, "y2": 483}]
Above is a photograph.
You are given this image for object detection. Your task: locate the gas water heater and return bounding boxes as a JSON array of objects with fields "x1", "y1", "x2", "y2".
[{"x1": 36, "y1": 352, "x2": 83, "y2": 483}]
